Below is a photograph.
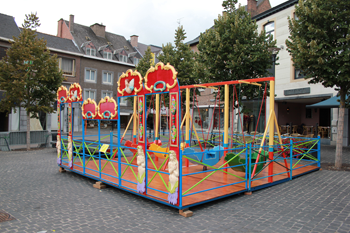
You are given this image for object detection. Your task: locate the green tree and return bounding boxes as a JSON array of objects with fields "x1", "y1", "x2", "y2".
[
  {"x1": 157, "y1": 25, "x2": 198, "y2": 112},
  {"x1": 0, "y1": 13, "x2": 63, "y2": 150},
  {"x1": 196, "y1": 0, "x2": 277, "y2": 100},
  {"x1": 135, "y1": 46, "x2": 154, "y2": 77},
  {"x1": 286, "y1": 0, "x2": 350, "y2": 169},
  {"x1": 158, "y1": 25, "x2": 198, "y2": 86}
]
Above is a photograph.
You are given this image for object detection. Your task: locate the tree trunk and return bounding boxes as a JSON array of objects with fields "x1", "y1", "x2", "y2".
[
  {"x1": 26, "y1": 111, "x2": 30, "y2": 151},
  {"x1": 335, "y1": 91, "x2": 346, "y2": 169}
]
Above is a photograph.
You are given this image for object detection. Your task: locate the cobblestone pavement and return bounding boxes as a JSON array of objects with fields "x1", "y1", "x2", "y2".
[
  {"x1": 320, "y1": 145, "x2": 350, "y2": 164},
  {"x1": 1, "y1": 148, "x2": 350, "y2": 233}
]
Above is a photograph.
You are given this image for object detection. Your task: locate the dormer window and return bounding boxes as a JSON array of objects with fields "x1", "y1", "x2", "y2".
[
  {"x1": 81, "y1": 41, "x2": 97, "y2": 56},
  {"x1": 128, "y1": 52, "x2": 141, "y2": 66},
  {"x1": 103, "y1": 51, "x2": 112, "y2": 59},
  {"x1": 114, "y1": 48, "x2": 129, "y2": 63},
  {"x1": 99, "y1": 45, "x2": 113, "y2": 60},
  {"x1": 86, "y1": 48, "x2": 96, "y2": 56},
  {"x1": 119, "y1": 54, "x2": 127, "y2": 63}
]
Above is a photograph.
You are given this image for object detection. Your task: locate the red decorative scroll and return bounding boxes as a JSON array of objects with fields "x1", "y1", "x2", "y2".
[
  {"x1": 82, "y1": 98, "x2": 98, "y2": 119},
  {"x1": 138, "y1": 96, "x2": 145, "y2": 143},
  {"x1": 57, "y1": 86, "x2": 68, "y2": 103},
  {"x1": 144, "y1": 62, "x2": 178, "y2": 94},
  {"x1": 68, "y1": 83, "x2": 82, "y2": 102},
  {"x1": 169, "y1": 92, "x2": 179, "y2": 147},
  {"x1": 98, "y1": 96, "x2": 118, "y2": 120},
  {"x1": 117, "y1": 69, "x2": 143, "y2": 97}
]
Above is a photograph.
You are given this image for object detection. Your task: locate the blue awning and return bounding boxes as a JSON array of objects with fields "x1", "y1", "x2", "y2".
[{"x1": 306, "y1": 96, "x2": 340, "y2": 108}]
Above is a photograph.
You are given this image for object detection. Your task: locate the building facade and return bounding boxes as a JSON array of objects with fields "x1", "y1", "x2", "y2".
[{"x1": 186, "y1": 0, "x2": 345, "y2": 145}]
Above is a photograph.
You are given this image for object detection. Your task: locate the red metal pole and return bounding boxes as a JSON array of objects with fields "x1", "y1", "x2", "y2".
[{"x1": 180, "y1": 77, "x2": 275, "y2": 89}]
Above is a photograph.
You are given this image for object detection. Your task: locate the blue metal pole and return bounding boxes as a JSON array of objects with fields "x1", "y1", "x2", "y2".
[
  {"x1": 110, "y1": 131, "x2": 113, "y2": 164},
  {"x1": 71, "y1": 103, "x2": 75, "y2": 168},
  {"x1": 60, "y1": 103, "x2": 63, "y2": 165},
  {"x1": 98, "y1": 120, "x2": 101, "y2": 179},
  {"x1": 247, "y1": 143, "x2": 250, "y2": 191},
  {"x1": 118, "y1": 97, "x2": 121, "y2": 186},
  {"x1": 317, "y1": 135, "x2": 321, "y2": 168},
  {"x1": 144, "y1": 96, "x2": 148, "y2": 195},
  {"x1": 82, "y1": 118, "x2": 85, "y2": 175},
  {"x1": 179, "y1": 91, "x2": 183, "y2": 208},
  {"x1": 290, "y1": 139, "x2": 293, "y2": 180}
]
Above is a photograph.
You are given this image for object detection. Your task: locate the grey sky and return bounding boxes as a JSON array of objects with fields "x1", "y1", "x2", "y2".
[{"x1": 2, "y1": 0, "x2": 286, "y2": 47}]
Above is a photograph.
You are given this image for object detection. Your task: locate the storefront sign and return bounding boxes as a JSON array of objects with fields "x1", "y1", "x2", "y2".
[{"x1": 284, "y1": 87, "x2": 310, "y2": 96}]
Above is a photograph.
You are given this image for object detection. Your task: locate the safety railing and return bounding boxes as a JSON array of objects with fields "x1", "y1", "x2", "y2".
[{"x1": 58, "y1": 132, "x2": 320, "y2": 209}]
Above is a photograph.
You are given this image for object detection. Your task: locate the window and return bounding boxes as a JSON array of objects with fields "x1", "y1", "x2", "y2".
[
  {"x1": 102, "y1": 71, "x2": 113, "y2": 84},
  {"x1": 102, "y1": 91, "x2": 113, "y2": 98},
  {"x1": 264, "y1": 21, "x2": 275, "y2": 40},
  {"x1": 84, "y1": 89, "x2": 96, "y2": 100},
  {"x1": 119, "y1": 98, "x2": 128, "y2": 106},
  {"x1": 306, "y1": 108, "x2": 312, "y2": 118},
  {"x1": 103, "y1": 51, "x2": 112, "y2": 60},
  {"x1": 295, "y1": 68, "x2": 305, "y2": 80},
  {"x1": 119, "y1": 54, "x2": 127, "y2": 63},
  {"x1": 86, "y1": 48, "x2": 96, "y2": 56},
  {"x1": 133, "y1": 58, "x2": 139, "y2": 66},
  {"x1": 59, "y1": 58, "x2": 75, "y2": 76},
  {"x1": 294, "y1": 12, "x2": 299, "y2": 20},
  {"x1": 85, "y1": 68, "x2": 97, "y2": 82}
]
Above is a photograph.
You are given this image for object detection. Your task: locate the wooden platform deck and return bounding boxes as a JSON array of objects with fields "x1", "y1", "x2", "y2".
[{"x1": 61, "y1": 154, "x2": 319, "y2": 208}]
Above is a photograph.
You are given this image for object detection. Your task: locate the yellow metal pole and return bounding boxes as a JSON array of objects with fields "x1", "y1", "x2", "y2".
[
  {"x1": 185, "y1": 88, "x2": 190, "y2": 167},
  {"x1": 268, "y1": 80, "x2": 275, "y2": 182},
  {"x1": 133, "y1": 96, "x2": 137, "y2": 144},
  {"x1": 121, "y1": 113, "x2": 134, "y2": 142},
  {"x1": 155, "y1": 94, "x2": 159, "y2": 142},
  {"x1": 224, "y1": 84, "x2": 229, "y2": 170},
  {"x1": 185, "y1": 88, "x2": 190, "y2": 146}
]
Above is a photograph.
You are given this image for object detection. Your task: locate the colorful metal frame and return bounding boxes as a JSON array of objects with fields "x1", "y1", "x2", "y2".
[{"x1": 56, "y1": 67, "x2": 321, "y2": 210}]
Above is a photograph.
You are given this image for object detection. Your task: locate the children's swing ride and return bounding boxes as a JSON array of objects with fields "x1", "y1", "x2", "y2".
[{"x1": 56, "y1": 62, "x2": 321, "y2": 215}]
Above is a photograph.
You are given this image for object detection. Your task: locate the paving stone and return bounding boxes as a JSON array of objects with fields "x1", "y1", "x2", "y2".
[{"x1": 1, "y1": 148, "x2": 350, "y2": 232}]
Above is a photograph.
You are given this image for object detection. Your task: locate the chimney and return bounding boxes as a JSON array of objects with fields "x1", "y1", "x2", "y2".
[
  {"x1": 69, "y1": 15, "x2": 74, "y2": 33},
  {"x1": 90, "y1": 23, "x2": 106, "y2": 38},
  {"x1": 57, "y1": 19, "x2": 64, "y2": 37},
  {"x1": 130, "y1": 35, "x2": 139, "y2": 47},
  {"x1": 247, "y1": 0, "x2": 258, "y2": 17}
]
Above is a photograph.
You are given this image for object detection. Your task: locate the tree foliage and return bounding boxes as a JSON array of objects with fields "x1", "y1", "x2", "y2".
[
  {"x1": 135, "y1": 46, "x2": 154, "y2": 77},
  {"x1": 157, "y1": 25, "x2": 198, "y2": 86},
  {"x1": 195, "y1": 0, "x2": 277, "y2": 100},
  {"x1": 286, "y1": 0, "x2": 350, "y2": 168},
  {"x1": 0, "y1": 13, "x2": 63, "y2": 150}
]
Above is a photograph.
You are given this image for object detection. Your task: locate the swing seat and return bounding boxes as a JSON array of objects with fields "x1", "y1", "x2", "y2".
[
  {"x1": 224, "y1": 150, "x2": 267, "y2": 174},
  {"x1": 124, "y1": 140, "x2": 137, "y2": 155},
  {"x1": 183, "y1": 146, "x2": 223, "y2": 167},
  {"x1": 148, "y1": 143, "x2": 169, "y2": 159}
]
